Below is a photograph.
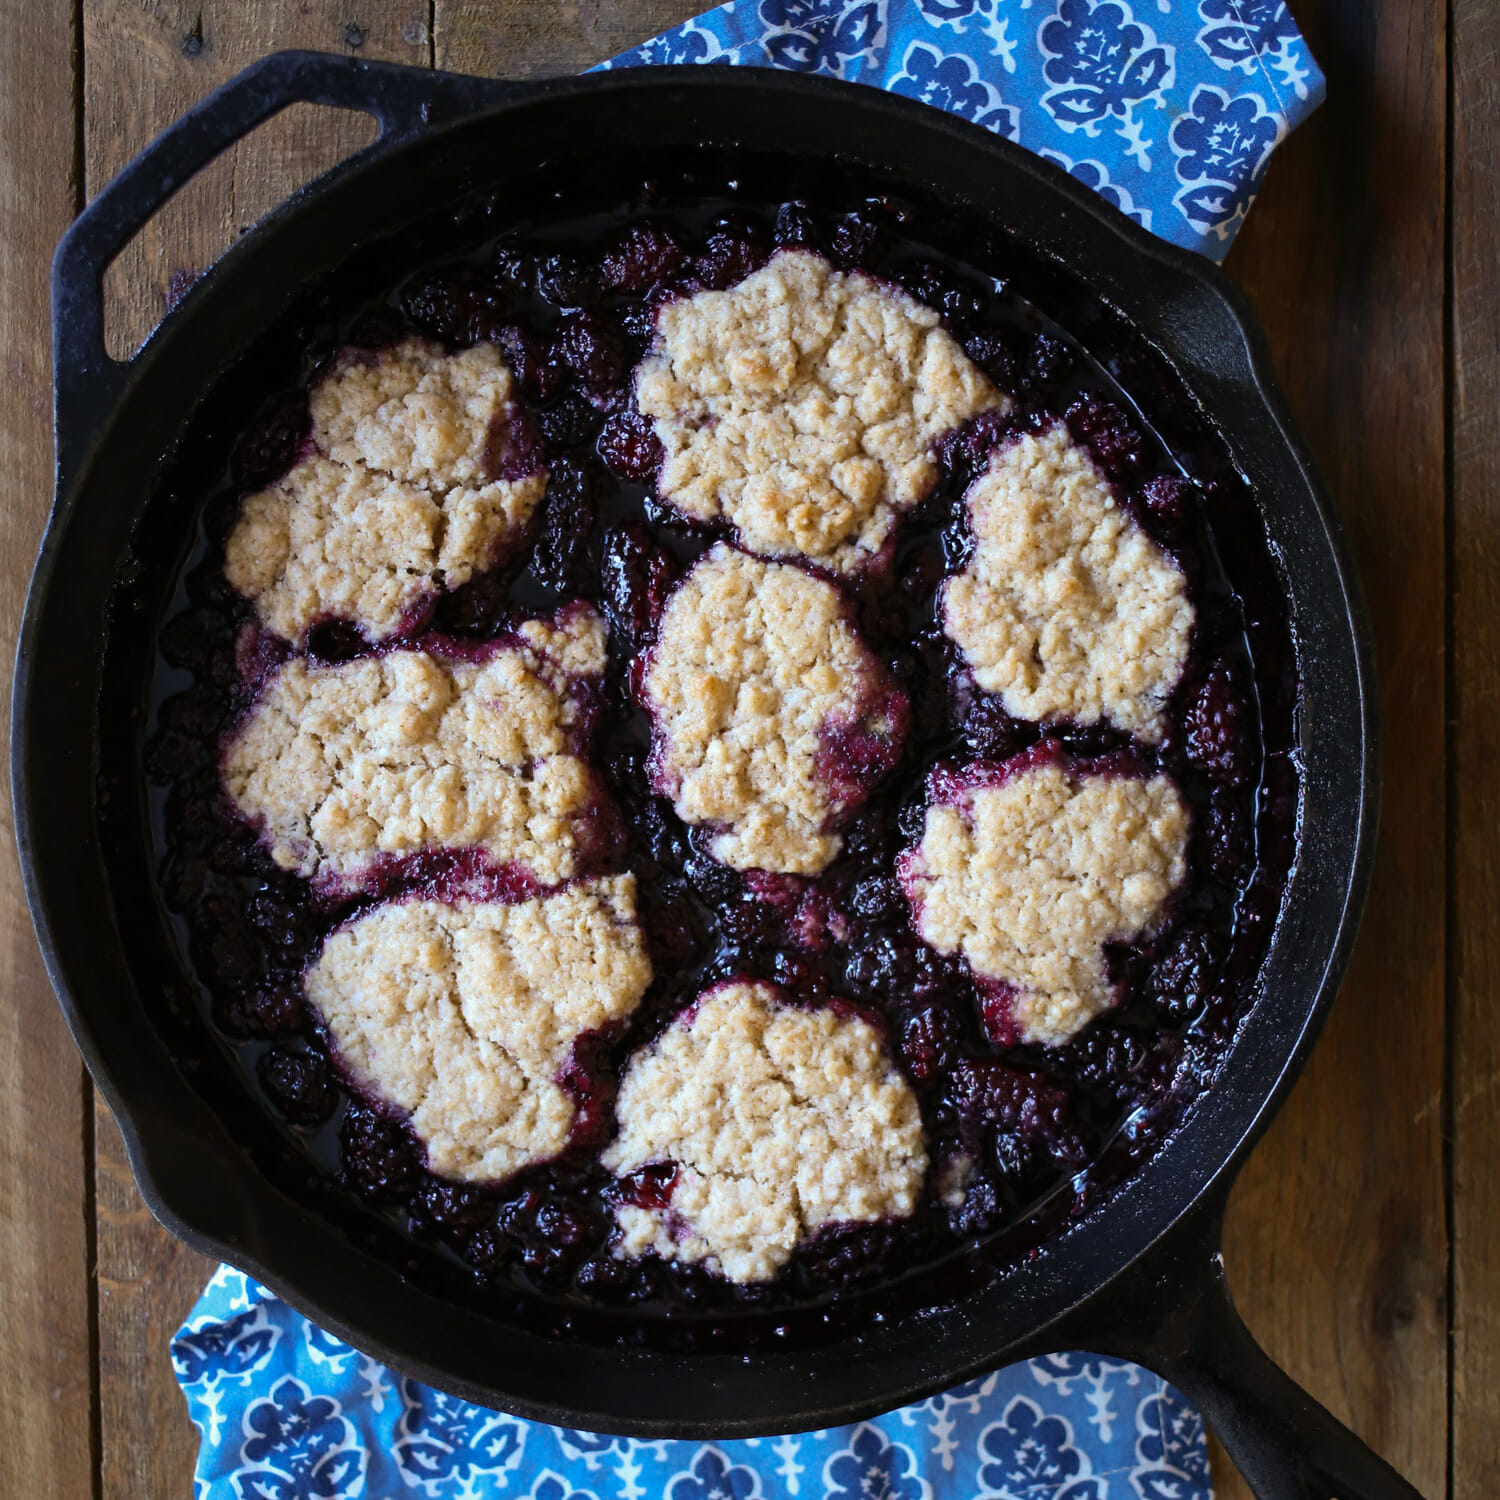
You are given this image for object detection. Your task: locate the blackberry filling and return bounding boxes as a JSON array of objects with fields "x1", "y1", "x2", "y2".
[{"x1": 139, "y1": 176, "x2": 1295, "y2": 1352}]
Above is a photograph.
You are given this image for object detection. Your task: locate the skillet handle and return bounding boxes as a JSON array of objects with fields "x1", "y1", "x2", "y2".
[
  {"x1": 1085, "y1": 1194, "x2": 1426, "y2": 1500},
  {"x1": 51, "y1": 49, "x2": 519, "y2": 491}
]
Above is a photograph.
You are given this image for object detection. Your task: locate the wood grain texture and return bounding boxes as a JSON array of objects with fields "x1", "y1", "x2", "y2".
[
  {"x1": 1450, "y1": 0, "x2": 1500, "y2": 1490},
  {"x1": 79, "y1": 4, "x2": 429, "y2": 1495},
  {"x1": 84, "y1": 0, "x2": 429, "y2": 356},
  {"x1": 1213, "y1": 0, "x2": 1449, "y2": 1495},
  {"x1": 95, "y1": 1102, "x2": 212, "y2": 1500},
  {"x1": 0, "y1": 0, "x2": 96, "y2": 1493},
  {"x1": 436, "y1": 0, "x2": 708, "y2": 76}
]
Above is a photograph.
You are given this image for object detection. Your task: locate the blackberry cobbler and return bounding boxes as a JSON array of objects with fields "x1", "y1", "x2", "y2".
[{"x1": 142, "y1": 172, "x2": 1297, "y2": 1349}]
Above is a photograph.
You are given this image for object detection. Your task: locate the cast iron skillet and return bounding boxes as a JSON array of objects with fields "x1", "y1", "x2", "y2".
[{"x1": 13, "y1": 49, "x2": 1417, "y2": 1499}]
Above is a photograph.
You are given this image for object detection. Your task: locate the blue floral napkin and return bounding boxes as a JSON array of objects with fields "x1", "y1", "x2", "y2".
[
  {"x1": 168, "y1": 4, "x2": 1325, "y2": 1489},
  {"x1": 173, "y1": 1267, "x2": 1210, "y2": 1499},
  {"x1": 599, "y1": 0, "x2": 1324, "y2": 260}
]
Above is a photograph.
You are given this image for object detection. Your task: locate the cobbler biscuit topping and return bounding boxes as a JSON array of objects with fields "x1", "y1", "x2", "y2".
[
  {"x1": 900, "y1": 751, "x2": 1190, "y2": 1046},
  {"x1": 143, "y1": 184, "x2": 1297, "y2": 1344},
  {"x1": 305, "y1": 876, "x2": 651, "y2": 1181},
  {"x1": 311, "y1": 339, "x2": 525, "y2": 488},
  {"x1": 636, "y1": 249, "x2": 1005, "y2": 571},
  {"x1": 224, "y1": 339, "x2": 545, "y2": 642},
  {"x1": 942, "y1": 424, "x2": 1193, "y2": 742},
  {"x1": 222, "y1": 608, "x2": 607, "y2": 890},
  {"x1": 603, "y1": 981, "x2": 926, "y2": 1283},
  {"x1": 642, "y1": 544, "x2": 906, "y2": 875}
]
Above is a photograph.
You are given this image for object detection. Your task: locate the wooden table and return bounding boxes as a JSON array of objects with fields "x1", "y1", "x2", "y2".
[{"x1": 0, "y1": 1, "x2": 1485, "y2": 1494}]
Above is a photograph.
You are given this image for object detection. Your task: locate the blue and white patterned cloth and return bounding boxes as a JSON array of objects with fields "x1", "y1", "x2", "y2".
[
  {"x1": 598, "y1": 0, "x2": 1324, "y2": 260},
  {"x1": 171, "y1": 6, "x2": 1320, "y2": 1488},
  {"x1": 173, "y1": 1267, "x2": 1212, "y2": 1499}
]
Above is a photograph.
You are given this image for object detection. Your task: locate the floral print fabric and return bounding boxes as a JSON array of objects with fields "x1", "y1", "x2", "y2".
[
  {"x1": 597, "y1": 0, "x2": 1324, "y2": 260},
  {"x1": 173, "y1": 1268, "x2": 1213, "y2": 1499}
]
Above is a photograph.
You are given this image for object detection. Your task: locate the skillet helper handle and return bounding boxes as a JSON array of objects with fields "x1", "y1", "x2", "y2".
[
  {"x1": 1110, "y1": 1196, "x2": 1426, "y2": 1500},
  {"x1": 1168, "y1": 1275, "x2": 1425, "y2": 1498},
  {"x1": 51, "y1": 49, "x2": 514, "y2": 490}
]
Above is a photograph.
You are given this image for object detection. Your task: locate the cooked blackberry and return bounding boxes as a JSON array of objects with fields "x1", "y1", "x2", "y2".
[{"x1": 144, "y1": 180, "x2": 1293, "y2": 1348}]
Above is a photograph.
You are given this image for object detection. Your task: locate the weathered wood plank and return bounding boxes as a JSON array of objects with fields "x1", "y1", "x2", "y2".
[
  {"x1": 436, "y1": 0, "x2": 706, "y2": 76},
  {"x1": 0, "y1": 0, "x2": 96, "y2": 1493},
  {"x1": 85, "y1": 0, "x2": 429, "y2": 358},
  {"x1": 1212, "y1": 0, "x2": 1449, "y2": 1494},
  {"x1": 1451, "y1": 0, "x2": 1500, "y2": 1488},
  {"x1": 94, "y1": 1102, "x2": 213, "y2": 1500},
  {"x1": 80, "y1": 5, "x2": 427, "y2": 1495}
]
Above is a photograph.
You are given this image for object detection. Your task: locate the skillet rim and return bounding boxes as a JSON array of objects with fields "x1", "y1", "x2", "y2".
[{"x1": 12, "y1": 60, "x2": 1380, "y2": 1434}]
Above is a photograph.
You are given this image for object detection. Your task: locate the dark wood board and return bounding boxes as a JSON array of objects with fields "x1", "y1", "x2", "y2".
[
  {"x1": 435, "y1": 0, "x2": 710, "y2": 75},
  {"x1": 1450, "y1": 0, "x2": 1500, "y2": 1490},
  {"x1": 0, "y1": 1, "x2": 97, "y2": 1494},
  {"x1": 93, "y1": 1104, "x2": 212, "y2": 1500}
]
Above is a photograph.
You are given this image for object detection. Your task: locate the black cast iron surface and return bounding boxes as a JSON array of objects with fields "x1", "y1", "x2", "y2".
[{"x1": 12, "y1": 50, "x2": 1415, "y2": 1500}]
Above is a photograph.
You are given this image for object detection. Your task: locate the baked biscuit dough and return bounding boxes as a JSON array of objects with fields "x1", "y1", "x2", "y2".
[
  {"x1": 225, "y1": 340, "x2": 546, "y2": 643},
  {"x1": 637, "y1": 249, "x2": 1004, "y2": 571},
  {"x1": 604, "y1": 981, "x2": 926, "y2": 1282},
  {"x1": 307, "y1": 876, "x2": 651, "y2": 1182},
  {"x1": 642, "y1": 545, "x2": 905, "y2": 875},
  {"x1": 900, "y1": 754, "x2": 1190, "y2": 1046},
  {"x1": 942, "y1": 424, "x2": 1192, "y2": 742},
  {"x1": 223, "y1": 608, "x2": 607, "y2": 891}
]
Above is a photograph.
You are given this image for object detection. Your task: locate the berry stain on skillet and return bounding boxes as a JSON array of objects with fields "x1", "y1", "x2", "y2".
[{"x1": 132, "y1": 158, "x2": 1299, "y2": 1352}]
